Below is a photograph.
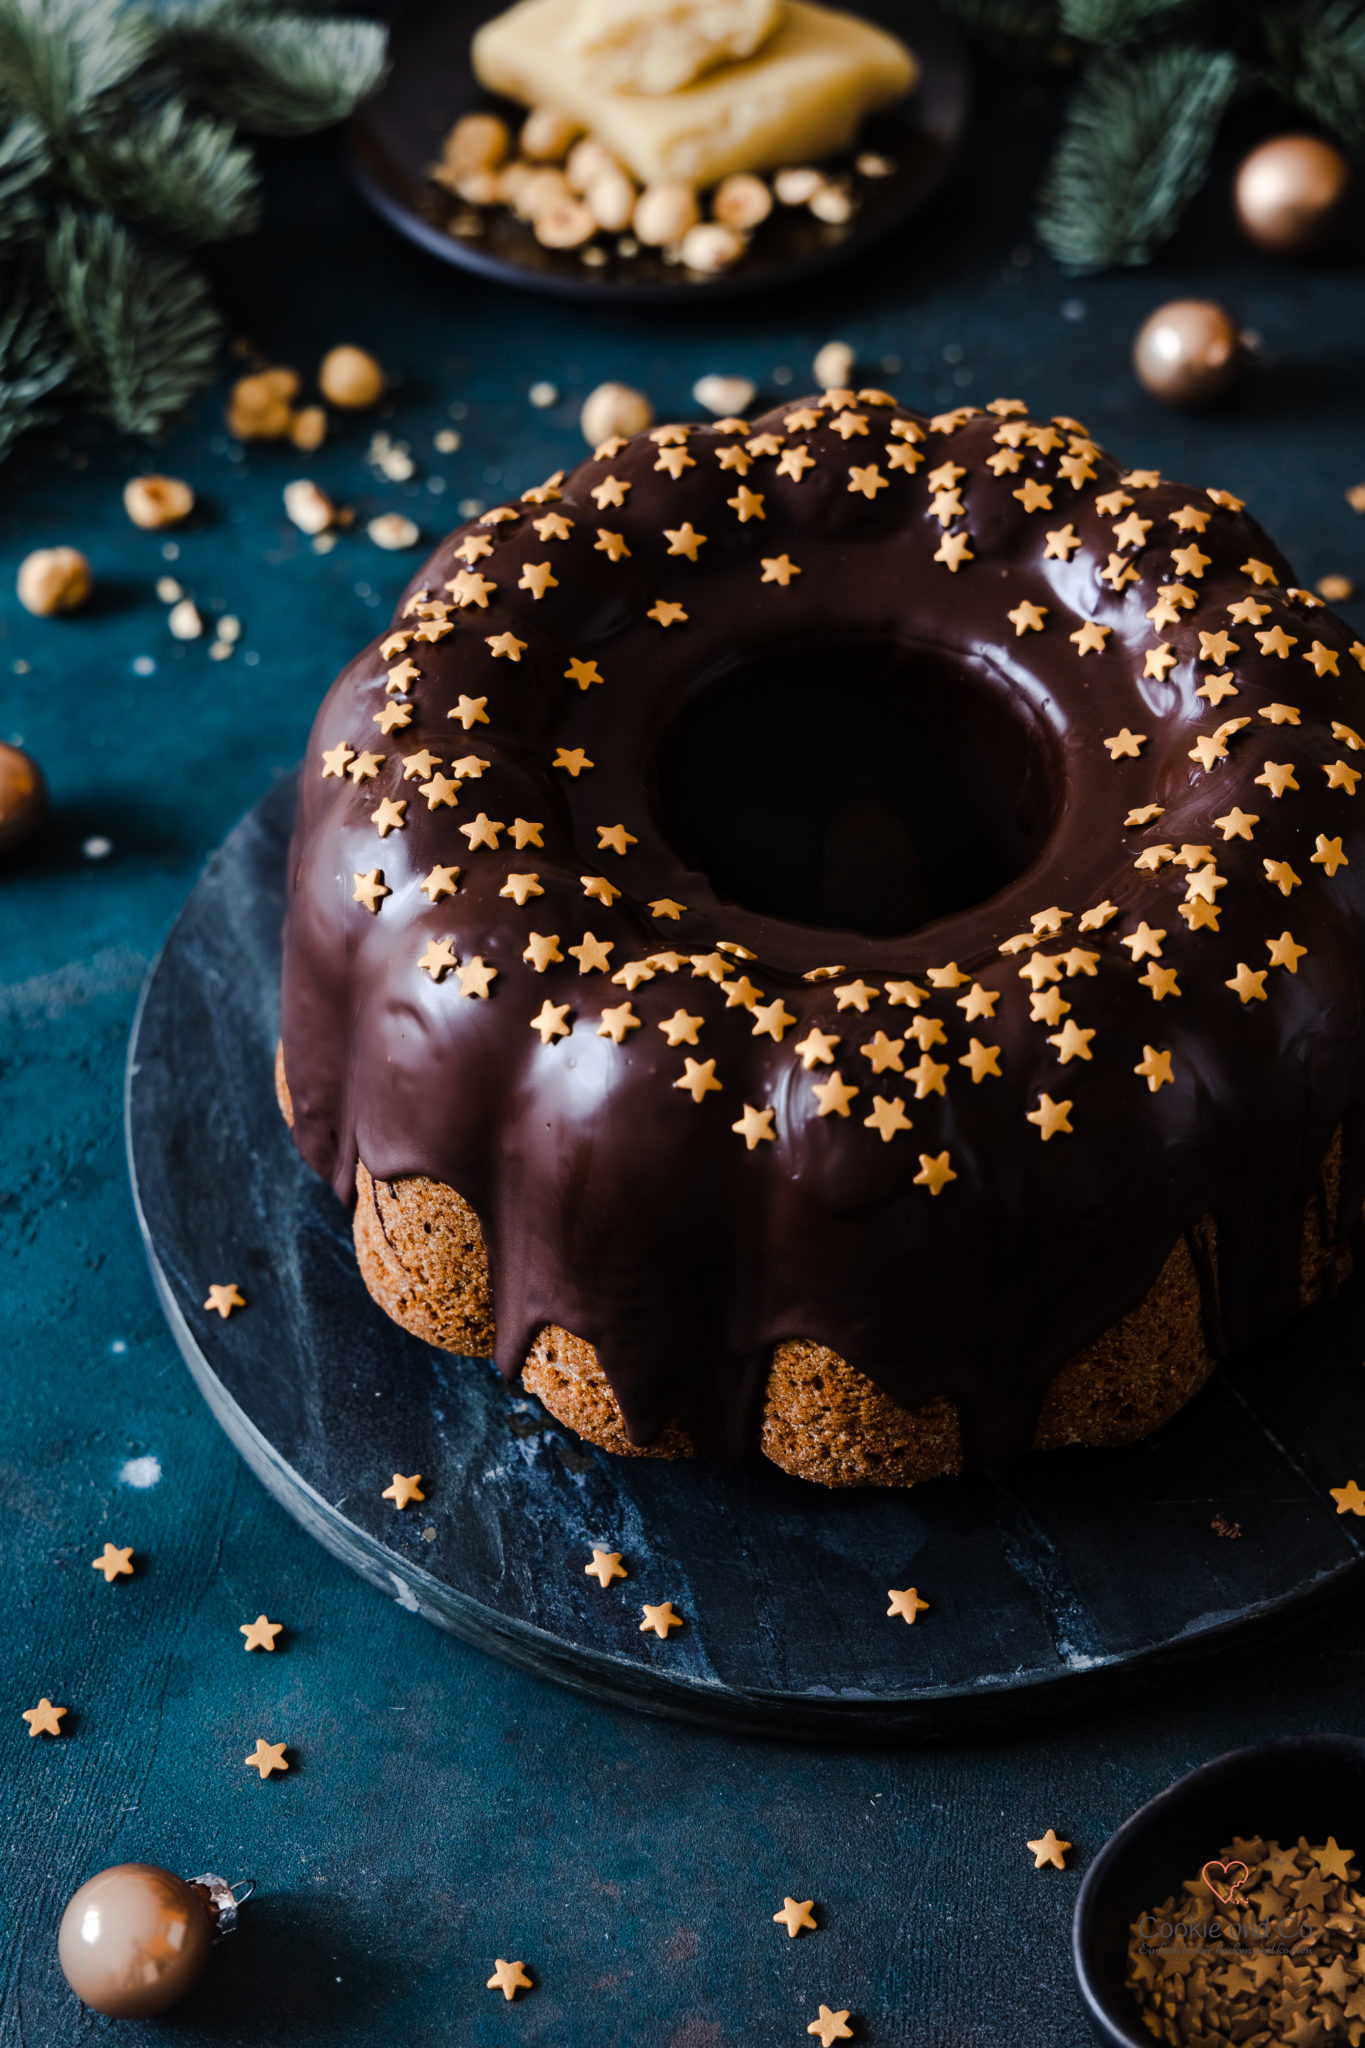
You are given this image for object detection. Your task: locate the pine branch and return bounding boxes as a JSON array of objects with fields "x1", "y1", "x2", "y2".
[
  {"x1": 1036, "y1": 43, "x2": 1239, "y2": 271},
  {"x1": 1263, "y1": 0, "x2": 1365, "y2": 148},
  {"x1": 68, "y1": 93, "x2": 258, "y2": 239},
  {"x1": 0, "y1": 248, "x2": 73, "y2": 456},
  {"x1": 45, "y1": 205, "x2": 220, "y2": 432},
  {"x1": 0, "y1": 0, "x2": 157, "y2": 138},
  {"x1": 0, "y1": 111, "x2": 48, "y2": 237},
  {"x1": 1059, "y1": 0, "x2": 1205, "y2": 42},
  {"x1": 158, "y1": 4, "x2": 386, "y2": 134}
]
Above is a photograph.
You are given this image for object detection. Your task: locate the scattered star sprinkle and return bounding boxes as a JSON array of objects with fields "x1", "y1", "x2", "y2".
[
  {"x1": 864, "y1": 1095, "x2": 912, "y2": 1142},
  {"x1": 807, "y1": 2009, "x2": 853, "y2": 2045},
  {"x1": 1330, "y1": 1480, "x2": 1365, "y2": 1516},
  {"x1": 1226, "y1": 962, "x2": 1268, "y2": 1003},
  {"x1": 1027, "y1": 1830, "x2": 1071, "y2": 1870},
  {"x1": 585, "y1": 1549, "x2": 627, "y2": 1586},
  {"x1": 774, "y1": 1898, "x2": 818, "y2": 1937},
  {"x1": 241, "y1": 1615, "x2": 284, "y2": 1651},
  {"x1": 487, "y1": 1960, "x2": 532, "y2": 2001},
  {"x1": 204, "y1": 1282, "x2": 246, "y2": 1317},
  {"x1": 914, "y1": 1151, "x2": 956, "y2": 1196},
  {"x1": 1027, "y1": 1094, "x2": 1073, "y2": 1140},
  {"x1": 245, "y1": 1738, "x2": 288, "y2": 1778},
  {"x1": 22, "y1": 1697, "x2": 67, "y2": 1737},
  {"x1": 732, "y1": 1103, "x2": 776, "y2": 1148},
  {"x1": 640, "y1": 1601, "x2": 682, "y2": 1637},
  {"x1": 382, "y1": 1472, "x2": 424, "y2": 1508},
  {"x1": 91, "y1": 1542, "x2": 134, "y2": 1582},
  {"x1": 812, "y1": 1073, "x2": 859, "y2": 1117}
]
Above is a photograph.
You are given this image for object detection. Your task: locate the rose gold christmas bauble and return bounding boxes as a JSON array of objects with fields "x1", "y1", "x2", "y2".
[
  {"x1": 0, "y1": 742, "x2": 46, "y2": 855},
  {"x1": 1235, "y1": 134, "x2": 1351, "y2": 254},
  {"x1": 58, "y1": 1864, "x2": 213, "y2": 2017},
  {"x1": 1132, "y1": 299, "x2": 1240, "y2": 407}
]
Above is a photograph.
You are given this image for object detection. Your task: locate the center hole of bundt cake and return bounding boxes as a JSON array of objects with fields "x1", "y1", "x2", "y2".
[{"x1": 656, "y1": 639, "x2": 1057, "y2": 937}]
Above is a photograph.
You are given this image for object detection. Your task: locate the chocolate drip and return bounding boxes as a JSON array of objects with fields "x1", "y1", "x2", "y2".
[{"x1": 280, "y1": 397, "x2": 1365, "y2": 1467}]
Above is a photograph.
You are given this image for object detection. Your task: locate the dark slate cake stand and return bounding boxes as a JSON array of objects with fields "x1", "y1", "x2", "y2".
[{"x1": 126, "y1": 777, "x2": 1365, "y2": 1739}]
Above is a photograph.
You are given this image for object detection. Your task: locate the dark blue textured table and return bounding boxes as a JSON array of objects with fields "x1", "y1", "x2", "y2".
[{"x1": 5, "y1": 66, "x2": 1365, "y2": 2046}]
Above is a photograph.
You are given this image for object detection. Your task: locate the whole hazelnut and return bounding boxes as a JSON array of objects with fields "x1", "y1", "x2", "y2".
[
  {"x1": 520, "y1": 107, "x2": 581, "y2": 162},
  {"x1": 534, "y1": 196, "x2": 597, "y2": 248},
  {"x1": 679, "y1": 221, "x2": 745, "y2": 273},
  {"x1": 713, "y1": 173, "x2": 772, "y2": 231},
  {"x1": 774, "y1": 166, "x2": 823, "y2": 206},
  {"x1": 514, "y1": 166, "x2": 573, "y2": 222},
  {"x1": 813, "y1": 338, "x2": 856, "y2": 390},
  {"x1": 283, "y1": 479, "x2": 334, "y2": 536},
  {"x1": 167, "y1": 597, "x2": 204, "y2": 640},
  {"x1": 693, "y1": 372, "x2": 757, "y2": 417},
  {"x1": 368, "y1": 513, "x2": 420, "y2": 550},
  {"x1": 633, "y1": 182, "x2": 700, "y2": 247},
  {"x1": 566, "y1": 137, "x2": 620, "y2": 193},
  {"x1": 319, "y1": 345, "x2": 385, "y2": 410},
  {"x1": 0, "y1": 741, "x2": 47, "y2": 856},
  {"x1": 227, "y1": 368, "x2": 298, "y2": 440},
  {"x1": 17, "y1": 546, "x2": 92, "y2": 617},
  {"x1": 586, "y1": 166, "x2": 637, "y2": 234},
  {"x1": 123, "y1": 475, "x2": 195, "y2": 530},
  {"x1": 441, "y1": 113, "x2": 510, "y2": 179},
  {"x1": 580, "y1": 381, "x2": 654, "y2": 446},
  {"x1": 289, "y1": 405, "x2": 327, "y2": 452},
  {"x1": 809, "y1": 182, "x2": 854, "y2": 225}
]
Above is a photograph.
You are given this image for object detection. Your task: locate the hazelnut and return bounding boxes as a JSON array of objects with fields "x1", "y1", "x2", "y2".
[
  {"x1": 713, "y1": 173, "x2": 772, "y2": 231},
  {"x1": 813, "y1": 338, "x2": 856, "y2": 390},
  {"x1": 283, "y1": 479, "x2": 334, "y2": 536},
  {"x1": 495, "y1": 159, "x2": 537, "y2": 208},
  {"x1": 856, "y1": 151, "x2": 895, "y2": 178},
  {"x1": 17, "y1": 546, "x2": 91, "y2": 617},
  {"x1": 123, "y1": 474, "x2": 195, "y2": 530},
  {"x1": 1317, "y1": 573, "x2": 1355, "y2": 603},
  {"x1": 440, "y1": 113, "x2": 510, "y2": 180},
  {"x1": 520, "y1": 107, "x2": 581, "y2": 162},
  {"x1": 0, "y1": 741, "x2": 47, "y2": 856},
  {"x1": 774, "y1": 166, "x2": 823, "y2": 206},
  {"x1": 290, "y1": 405, "x2": 327, "y2": 451},
  {"x1": 586, "y1": 165, "x2": 637, "y2": 234},
  {"x1": 447, "y1": 166, "x2": 501, "y2": 205},
  {"x1": 809, "y1": 182, "x2": 854, "y2": 225},
  {"x1": 227, "y1": 368, "x2": 298, "y2": 440},
  {"x1": 319, "y1": 345, "x2": 385, "y2": 410},
  {"x1": 580, "y1": 381, "x2": 654, "y2": 446},
  {"x1": 535, "y1": 196, "x2": 597, "y2": 248},
  {"x1": 513, "y1": 166, "x2": 573, "y2": 222},
  {"x1": 633, "y1": 181, "x2": 700, "y2": 247},
  {"x1": 679, "y1": 221, "x2": 745, "y2": 274},
  {"x1": 368, "y1": 513, "x2": 420, "y2": 550},
  {"x1": 167, "y1": 597, "x2": 204, "y2": 640},
  {"x1": 693, "y1": 372, "x2": 756, "y2": 416},
  {"x1": 566, "y1": 137, "x2": 620, "y2": 193}
]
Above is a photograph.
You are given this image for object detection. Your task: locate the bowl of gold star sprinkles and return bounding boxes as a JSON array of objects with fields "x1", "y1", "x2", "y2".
[{"x1": 1073, "y1": 1733, "x2": 1365, "y2": 2046}]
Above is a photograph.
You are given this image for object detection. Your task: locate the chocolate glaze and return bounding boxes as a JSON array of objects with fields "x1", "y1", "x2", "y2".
[{"x1": 280, "y1": 395, "x2": 1365, "y2": 1469}]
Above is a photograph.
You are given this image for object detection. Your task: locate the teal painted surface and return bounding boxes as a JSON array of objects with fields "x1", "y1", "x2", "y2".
[{"x1": 4, "y1": 79, "x2": 1365, "y2": 2044}]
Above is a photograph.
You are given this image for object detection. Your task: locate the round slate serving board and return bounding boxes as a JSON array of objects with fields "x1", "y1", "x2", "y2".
[
  {"x1": 126, "y1": 777, "x2": 1365, "y2": 1739},
  {"x1": 348, "y1": 0, "x2": 969, "y2": 304}
]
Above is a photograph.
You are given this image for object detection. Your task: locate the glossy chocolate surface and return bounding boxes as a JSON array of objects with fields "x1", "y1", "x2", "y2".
[{"x1": 280, "y1": 396, "x2": 1365, "y2": 1467}]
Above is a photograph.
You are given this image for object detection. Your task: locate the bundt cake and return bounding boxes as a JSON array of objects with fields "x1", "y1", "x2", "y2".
[{"x1": 277, "y1": 389, "x2": 1365, "y2": 1484}]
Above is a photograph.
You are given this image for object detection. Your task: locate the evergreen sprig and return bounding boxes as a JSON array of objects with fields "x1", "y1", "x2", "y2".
[
  {"x1": 0, "y1": 0, "x2": 386, "y2": 459},
  {"x1": 939, "y1": 0, "x2": 1365, "y2": 272}
]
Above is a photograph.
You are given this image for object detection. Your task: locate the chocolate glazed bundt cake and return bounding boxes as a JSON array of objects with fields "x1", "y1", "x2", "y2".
[{"x1": 278, "y1": 389, "x2": 1365, "y2": 1486}]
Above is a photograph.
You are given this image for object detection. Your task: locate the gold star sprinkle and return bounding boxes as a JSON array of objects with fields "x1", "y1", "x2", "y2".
[
  {"x1": 420, "y1": 864, "x2": 459, "y2": 902},
  {"x1": 1171, "y1": 503, "x2": 1211, "y2": 532},
  {"x1": 417, "y1": 938, "x2": 457, "y2": 981},
  {"x1": 585, "y1": 1549, "x2": 627, "y2": 1586},
  {"x1": 1254, "y1": 760, "x2": 1298, "y2": 798},
  {"x1": 1227, "y1": 595, "x2": 1270, "y2": 625},
  {"x1": 863, "y1": 1095, "x2": 912, "y2": 1142},
  {"x1": 1266, "y1": 931, "x2": 1307, "y2": 972},
  {"x1": 499, "y1": 872, "x2": 542, "y2": 905},
  {"x1": 1226, "y1": 962, "x2": 1268, "y2": 1003},
  {"x1": 1326, "y1": 758, "x2": 1362, "y2": 793},
  {"x1": 1259, "y1": 702, "x2": 1300, "y2": 725},
  {"x1": 777, "y1": 444, "x2": 816, "y2": 481},
  {"x1": 1007, "y1": 600, "x2": 1047, "y2": 636},
  {"x1": 322, "y1": 741, "x2": 355, "y2": 778},
  {"x1": 654, "y1": 445, "x2": 694, "y2": 479},
  {"x1": 1256, "y1": 624, "x2": 1297, "y2": 659},
  {"x1": 529, "y1": 1000, "x2": 571, "y2": 1045},
  {"x1": 1104, "y1": 727, "x2": 1147, "y2": 760},
  {"x1": 785, "y1": 406, "x2": 823, "y2": 431},
  {"x1": 927, "y1": 460, "x2": 966, "y2": 490},
  {"x1": 418, "y1": 773, "x2": 460, "y2": 810},
  {"x1": 568, "y1": 932, "x2": 613, "y2": 974},
  {"x1": 1171, "y1": 543, "x2": 1210, "y2": 579},
  {"x1": 458, "y1": 956, "x2": 497, "y2": 998},
  {"x1": 1026, "y1": 1094, "x2": 1073, "y2": 1140},
  {"x1": 521, "y1": 933, "x2": 558, "y2": 974},
  {"x1": 22, "y1": 1697, "x2": 67, "y2": 1737},
  {"x1": 487, "y1": 1960, "x2": 532, "y2": 2001},
  {"x1": 1133, "y1": 1045, "x2": 1174, "y2": 1092},
  {"x1": 553, "y1": 749, "x2": 593, "y2": 778},
  {"x1": 591, "y1": 476, "x2": 629, "y2": 509},
  {"x1": 658, "y1": 1010, "x2": 702, "y2": 1047},
  {"x1": 453, "y1": 532, "x2": 493, "y2": 563},
  {"x1": 929, "y1": 488, "x2": 963, "y2": 525},
  {"x1": 348, "y1": 750, "x2": 385, "y2": 784},
  {"x1": 1263, "y1": 858, "x2": 1302, "y2": 895},
  {"x1": 1070, "y1": 621, "x2": 1109, "y2": 655},
  {"x1": 959, "y1": 1039, "x2": 1001, "y2": 1083},
  {"x1": 532, "y1": 512, "x2": 572, "y2": 541},
  {"x1": 1313, "y1": 834, "x2": 1347, "y2": 875},
  {"x1": 352, "y1": 869, "x2": 390, "y2": 914},
  {"x1": 906, "y1": 1053, "x2": 948, "y2": 1099},
  {"x1": 675, "y1": 1056, "x2": 721, "y2": 1103},
  {"x1": 760, "y1": 554, "x2": 801, "y2": 585},
  {"x1": 732, "y1": 1103, "x2": 775, "y2": 1149},
  {"x1": 204, "y1": 1282, "x2": 246, "y2": 1317},
  {"x1": 402, "y1": 749, "x2": 442, "y2": 782},
  {"x1": 1330, "y1": 1480, "x2": 1365, "y2": 1515},
  {"x1": 774, "y1": 1898, "x2": 817, "y2": 1937},
  {"x1": 640, "y1": 1601, "x2": 682, "y2": 1637},
  {"x1": 486, "y1": 632, "x2": 526, "y2": 661},
  {"x1": 887, "y1": 1586, "x2": 929, "y2": 1622},
  {"x1": 1139, "y1": 963, "x2": 1180, "y2": 1001},
  {"x1": 91, "y1": 1543, "x2": 134, "y2": 1582},
  {"x1": 833, "y1": 980, "x2": 879, "y2": 1012},
  {"x1": 934, "y1": 532, "x2": 974, "y2": 571},
  {"x1": 383, "y1": 1473, "x2": 424, "y2": 1508},
  {"x1": 647, "y1": 601, "x2": 687, "y2": 628},
  {"x1": 446, "y1": 569, "x2": 496, "y2": 611},
  {"x1": 727, "y1": 486, "x2": 765, "y2": 522},
  {"x1": 750, "y1": 999, "x2": 796, "y2": 1042},
  {"x1": 1078, "y1": 901, "x2": 1118, "y2": 931},
  {"x1": 1013, "y1": 478, "x2": 1052, "y2": 514},
  {"x1": 807, "y1": 2007, "x2": 853, "y2": 2046},
  {"x1": 830, "y1": 411, "x2": 869, "y2": 441},
  {"x1": 460, "y1": 812, "x2": 504, "y2": 850},
  {"x1": 582, "y1": 875, "x2": 621, "y2": 908},
  {"x1": 1121, "y1": 923, "x2": 1166, "y2": 961},
  {"x1": 597, "y1": 1002, "x2": 640, "y2": 1045},
  {"x1": 888, "y1": 441, "x2": 922, "y2": 474},
  {"x1": 565, "y1": 657, "x2": 603, "y2": 692},
  {"x1": 1027, "y1": 1830, "x2": 1071, "y2": 1870},
  {"x1": 859, "y1": 1030, "x2": 904, "y2": 1074},
  {"x1": 812, "y1": 1073, "x2": 859, "y2": 1117},
  {"x1": 1143, "y1": 644, "x2": 1176, "y2": 681},
  {"x1": 1198, "y1": 630, "x2": 1239, "y2": 663},
  {"x1": 1241, "y1": 557, "x2": 1278, "y2": 586},
  {"x1": 518, "y1": 561, "x2": 557, "y2": 600},
  {"x1": 241, "y1": 1614, "x2": 283, "y2": 1651},
  {"x1": 594, "y1": 529, "x2": 630, "y2": 563},
  {"x1": 1196, "y1": 672, "x2": 1239, "y2": 706},
  {"x1": 848, "y1": 463, "x2": 888, "y2": 500},
  {"x1": 1099, "y1": 553, "x2": 1139, "y2": 592},
  {"x1": 245, "y1": 1738, "x2": 288, "y2": 1778},
  {"x1": 1043, "y1": 524, "x2": 1081, "y2": 561},
  {"x1": 1048, "y1": 1019, "x2": 1095, "y2": 1064},
  {"x1": 1213, "y1": 805, "x2": 1255, "y2": 840},
  {"x1": 793, "y1": 1027, "x2": 839, "y2": 1068},
  {"x1": 914, "y1": 1150, "x2": 956, "y2": 1196}
]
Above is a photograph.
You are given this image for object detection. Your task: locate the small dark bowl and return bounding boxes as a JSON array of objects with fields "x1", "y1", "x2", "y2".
[{"x1": 1073, "y1": 1733, "x2": 1365, "y2": 2046}]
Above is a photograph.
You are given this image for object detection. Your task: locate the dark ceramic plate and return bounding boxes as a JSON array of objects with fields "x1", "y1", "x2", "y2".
[
  {"x1": 348, "y1": 0, "x2": 969, "y2": 303},
  {"x1": 125, "y1": 777, "x2": 1365, "y2": 1738},
  {"x1": 1073, "y1": 1734, "x2": 1365, "y2": 2046}
]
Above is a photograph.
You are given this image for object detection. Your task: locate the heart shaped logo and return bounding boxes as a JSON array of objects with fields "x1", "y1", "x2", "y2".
[{"x1": 1201, "y1": 1859, "x2": 1250, "y2": 1905}]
